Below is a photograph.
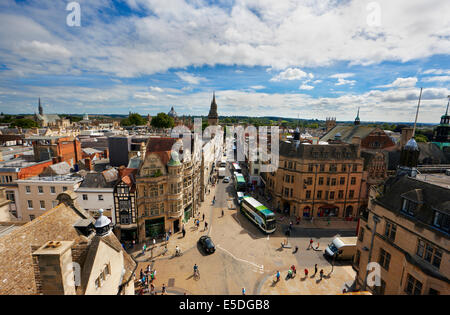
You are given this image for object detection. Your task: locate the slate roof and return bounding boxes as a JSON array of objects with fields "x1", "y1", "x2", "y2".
[
  {"x1": 279, "y1": 141, "x2": 360, "y2": 160},
  {"x1": 43, "y1": 161, "x2": 71, "y2": 175},
  {"x1": 320, "y1": 125, "x2": 376, "y2": 143},
  {"x1": 79, "y1": 169, "x2": 118, "y2": 189},
  {"x1": 376, "y1": 176, "x2": 450, "y2": 236}
]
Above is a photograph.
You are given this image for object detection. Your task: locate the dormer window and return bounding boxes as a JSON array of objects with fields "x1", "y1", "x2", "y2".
[
  {"x1": 432, "y1": 210, "x2": 450, "y2": 233},
  {"x1": 401, "y1": 198, "x2": 417, "y2": 216}
]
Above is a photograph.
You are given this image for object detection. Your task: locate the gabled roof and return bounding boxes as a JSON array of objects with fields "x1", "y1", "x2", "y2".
[
  {"x1": 146, "y1": 137, "x2": 179, "y2": 153},
  {"x1": 79, "y1": 169, "x2": 118, "y2": 189}
]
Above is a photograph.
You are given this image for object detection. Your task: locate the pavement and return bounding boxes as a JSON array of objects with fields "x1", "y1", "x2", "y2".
[{"x1": 129, "y1": 162, "x2": 357, "y2": 295}]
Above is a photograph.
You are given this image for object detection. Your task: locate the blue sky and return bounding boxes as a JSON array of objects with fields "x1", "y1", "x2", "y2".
[{"x1": 0, "y1": 0, "x2": 449, "y2": 123}]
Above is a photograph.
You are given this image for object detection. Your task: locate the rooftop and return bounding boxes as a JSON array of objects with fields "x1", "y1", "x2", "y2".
[
  {"x1": 416, "y1": 173, "x2": 450, "y2": 189},
  {"x1": 17, "y1": 174, "x2": 82, "y2": 182}
]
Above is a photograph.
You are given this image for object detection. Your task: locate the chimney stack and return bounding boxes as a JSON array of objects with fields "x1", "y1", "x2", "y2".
[
  {"x1": 352, "y1": 136, "x2": 361, "y2": 157},
  {"x1": 103, "y1": 149, "x2": 109, "y2": 159},
  {"x1": 32, "y1": 241, "x2": 76, "y2": 295},
  {"x1": 85, "y1": 158, "x2": 92, "y2": 171},
  {"x1": 400, "y1": 127, "x2": 414, "y2": 149}
]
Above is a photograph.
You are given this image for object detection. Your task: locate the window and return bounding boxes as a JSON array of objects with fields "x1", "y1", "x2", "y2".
[
  {"x1": 308, "y1": 164, "x2": 314, "y2": 172},
  {"x1": 354, "y1": 250, "x2": 361, "y2": 269},
  {"x1": 428, "y1": 288, "x2": 439, "y2": 295},
  {"x1": 320, "y1": 164, "x2": 325, "y2": 172},
  {"x1": 378, "y1": 248, "x2": 391, "y2": 270},
  {"x1": 340, "y1": 177, "x2": 345, "y2": 185},
  {"x1": 405, "y1": 274, "x2": 422, "y2": 295},
  {"x1": 318, "y1": 177, "x2": 324, "y2": 185},
  {"x1": 401, "y1": 199, "x2": 417, "y2": 216},
  {"x1": 416, "y1": 239, "x2": 442, "y2": 269},
  {"x1": 63, "y1": 186, "x2": 68, "y2": 192},
  {"x1": 352, "y1": 164, "x2": 358, "y2": 172},
  {"x1": 27, "y1": 200, "x2": 33, "y2": 209},
  {"x1": 331, "y1": 178, "x2": 336, "y2": 186},
  {"x1": 26, "y1": 186, "x2": 31, "y2": 193},
  {"x1": 50, "y1": 186, "x2": 56, "y2": 194},
  {"x1": 29, "y1": 215, "x2": 35, "y2": 221},
  {"x1": 351, "y1": 177, "x2": 356, "y2": 185},
  {"x1": 330, "y1": 164, "x2": 337, "y2": 172},
  {"x1": 432, "y1": 210, "x2": 450, "y2": 233},
  {"x1": 52, "y1": 200, "x2": 58, "y2": 208},
  {"x1": 98, "y1": 195, "x2": 103, "y2": 201},
  {"x1": 83, "y1": 194, "x2": 88, "y2": 201},
  {"x1": 40, "y1": 200, "x2": 45, "y2": 209},
  {"x1": 306, "y1": 177, "x2": 313, "y2": 185},
  {"x1": 358, "y1": 227, "x2": 365, "y2": 242},
  {"x1": 329, "y1": 191, "x2": 335, "y2": 200},
  {"x1": 384, "y1": 221, "x2": 397, "y2": 242},
  {"x1": 338, "y1": 190, "x2": 344, "y2": 199},
  {"x1": 305, "y1": 190, "x2": 311, "y2": 199},
  {"x1": 349, "y1": 190, "x2": 354, "y2": 198},
  {"x1": 38, "y1": 186, "x2": 43, "y2": 194},
  {"x1": 317, "y1": 190, "x2": 322, "y2": 199},
  {"x1": 341, "y1": 164, "x2": 347, "y2": 172}
]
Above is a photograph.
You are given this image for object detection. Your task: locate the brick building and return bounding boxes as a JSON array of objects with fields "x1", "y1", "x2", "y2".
[{"x1": 29, "y1": 135, "x2": 82, "y2": 167}]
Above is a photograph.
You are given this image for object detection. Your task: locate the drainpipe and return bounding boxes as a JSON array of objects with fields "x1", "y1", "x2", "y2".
[{"x1": 362, "y1": 214, "x2": 380, "y2": 291}]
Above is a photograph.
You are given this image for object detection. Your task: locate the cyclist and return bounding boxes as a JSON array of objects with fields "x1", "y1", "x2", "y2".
[{"x1": 193, "y1": 264, "x2": 199, "y2": 276}]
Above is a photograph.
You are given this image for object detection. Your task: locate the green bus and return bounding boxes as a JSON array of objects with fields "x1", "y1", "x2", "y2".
[
  {"x1": 240, "y1": 196, "x2": 276, "y2": 234},
  {"x1": 234, "y1": 173, "x2": 246, "y2": 191}
]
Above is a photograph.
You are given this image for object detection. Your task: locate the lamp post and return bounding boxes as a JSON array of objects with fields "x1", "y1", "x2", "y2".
[{"x1": 362, "y1": 214, "x2": 380, "y2": 291}]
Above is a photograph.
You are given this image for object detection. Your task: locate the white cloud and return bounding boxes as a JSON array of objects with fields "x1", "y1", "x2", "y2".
[
  {"x1": 330, "y1": 74, "x2": 356, "y2": 86},
  {"x1": 250, "y1": 85, "x2": 265, "y2": 90},
  {"x1": 422, "y1": 69, "x2": 450, "y2": 75},
  {"x1": 299, "y1": 84, "x2": 314, "y2": 90},
  {"x1": 175, "y1": 72, "x2": 207, "y2": 85},
  {"x1": 149, "y1": 86, "x2": 164, "y2": 93},
  {"x1": 270, "y1": 68, "x2": 313, "y2": 82},
  {"x1": 134, "y1": 92, "x2": 157, "y2": 100},
  {"x1": 422, "y1": 76, "x2": 450, "y2": 82},
  {"x1": 377, "y1": 77, "x2": 417, "y2": 88}
]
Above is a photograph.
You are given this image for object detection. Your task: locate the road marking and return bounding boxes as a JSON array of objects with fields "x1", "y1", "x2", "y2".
[{"x1": 216, "y1": 244, "x2": 264, "y2": 272}]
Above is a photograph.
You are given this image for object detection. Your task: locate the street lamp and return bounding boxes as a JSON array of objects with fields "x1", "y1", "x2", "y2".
[{"x1": 362, "y1": 214, "x2": 380, "y2": 291}]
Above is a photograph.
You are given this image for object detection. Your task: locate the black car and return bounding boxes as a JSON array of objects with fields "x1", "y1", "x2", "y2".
[{"x1": 198, "y1": 235, "x2": 215, "y2": 254}]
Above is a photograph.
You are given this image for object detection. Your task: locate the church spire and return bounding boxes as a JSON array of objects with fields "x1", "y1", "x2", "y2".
[
  {"x1": 208, "y1": 91, "x2": 219, "y2": 126},
  {"x1": 38, "y1": 97, "x2": 43, "y2": 115},
  {"x1": 354, "y1": 107, "x2": 360, "y2": 125},
  {"x1": 446, "y1": 95, "x2": 450, "y2": 116}
]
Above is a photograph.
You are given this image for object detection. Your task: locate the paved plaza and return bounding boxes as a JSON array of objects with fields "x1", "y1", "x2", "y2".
[{"x1": 129, "y1": 165, "x2": 357, "y2": 295}]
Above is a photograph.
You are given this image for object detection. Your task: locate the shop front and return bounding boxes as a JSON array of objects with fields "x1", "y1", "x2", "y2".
[{"x1": 145, "y1": 217, "x2": 165, "y2": 238}]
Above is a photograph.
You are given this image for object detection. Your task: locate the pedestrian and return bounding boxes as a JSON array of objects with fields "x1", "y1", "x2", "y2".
[
  {"x1": 242, "y1": 287, "x2": 246, "y2": 295},
  {"x1": 314, "y1": 264, "x2": 318, "y2": 276},
  {"x1": 153, "y1": 238, "x2": 156, "y2": 247},
  {"x1": 308, "y1": 238, "x2": 313, "y2": 249},
  {"x1": 142, "y1": 244, "x2": 146, "y2": 255},
  {"x1": 162, "y1": 283, "x2": 166, "y2": 295},
  {"x1": 289, "y1": 221, "x2": 293, "y2": 230},
  {"x1": 222, "y1": 209, "x2": 224, "y2": 217},
  {"x1": 205, "y1": 221, "x2": 208, "y2": 231},
  {"x1": 319, "y1": 269, "x2": 324, "y2": 280},
  {"x1": 343, "y1": 288, "x2": 347, "y2": 294},
  {"x1": 182, "y1": 228, "x2": 186, "y2": 238},
  {"x1": 276, "y1": 270, "x2": 280, "y2": 282},
  {"x1": 139, "y1": 269, "x2": 143, "y2": 280},
  {"x1": 202, "y1": 213, "x2": 205, "y2": 221},
  {"x1": 304, "y1": 268, "x2": 308, "y2": 278}
]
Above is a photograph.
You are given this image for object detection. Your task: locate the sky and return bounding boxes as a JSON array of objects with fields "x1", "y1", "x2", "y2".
[{"x1": 0, "y1": 0, "x2": 449, "y2": 123}]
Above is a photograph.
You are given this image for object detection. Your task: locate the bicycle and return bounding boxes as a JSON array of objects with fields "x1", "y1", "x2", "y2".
[{"x1": 194, "y1": 269, "x2": 200, "y2": 280}]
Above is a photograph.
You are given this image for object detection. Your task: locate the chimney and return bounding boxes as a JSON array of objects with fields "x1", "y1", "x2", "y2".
[
  {"x1": 400, "y1": 127, "x2": 414, "y2": 149},
  {"x1": 52, "y1": 157, "x2": 59, "y2": 164},
  {"x1": 32, "y1": 241, "x2": 76, "y2": 295},
  {"x1": 103, "y1": 149, "x2": 109, "y2": 159},
  {"x1": 352, "y1": 136, "x2": 361, "y2": 157},
  {"x1": 85, "y1": 158, "x2": 92, "y2": 171}
]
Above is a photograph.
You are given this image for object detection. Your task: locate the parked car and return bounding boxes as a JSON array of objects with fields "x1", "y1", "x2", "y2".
[
  {"x1": 198, "y1": 235, "x2": 216, "y2": 254},
  {"x1": 223, "y1": 176, "x2": 231, "y2": 183}
]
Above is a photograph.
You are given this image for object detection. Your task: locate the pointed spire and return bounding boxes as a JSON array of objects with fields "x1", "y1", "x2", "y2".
[
  {"x1": 446, "y1": 95, "x2": 450, "y2": 116},
  {"x1": 354, "y1": 107, "x2": 360, "y2": 125}
]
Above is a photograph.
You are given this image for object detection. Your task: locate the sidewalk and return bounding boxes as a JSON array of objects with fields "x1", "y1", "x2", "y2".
[
  {"x1": 128, "y1": 183, "x2": 219, "y2": 262},
  {"x1": 277, "y1": 214, "x2": 358, "y2": 231}
]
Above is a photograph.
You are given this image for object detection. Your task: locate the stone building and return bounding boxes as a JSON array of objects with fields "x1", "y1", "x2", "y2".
[
  {"x1": 354, "y1": 176, "x2": 449, "y2": 295},
  {"x1": 0, "y1": 191, "x2": 136, "y2": 295},
  {"x1": 34, "y1": 98, "x2": 70, "y2": 128},
  {"x1": 135, "y1": 137, "x2": 201, "y2": 241},
  {"x1": 265, "y1": 137, "x2": 364, "y2": 219}
]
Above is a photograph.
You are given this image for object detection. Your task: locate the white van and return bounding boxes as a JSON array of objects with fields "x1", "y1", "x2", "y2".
[
  {"x1": 324, "y1": 236, "x2": 357, "y2": 260},
  {"x1": 236, "y1": 192, "x2": 245, "y2": 204}
]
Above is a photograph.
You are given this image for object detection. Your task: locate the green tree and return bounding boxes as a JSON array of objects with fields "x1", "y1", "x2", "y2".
[
  {"x1": 150, "y1": 112, "x2": 175, "y2": 129},
  {"x1": 11, "y1": 118, "x2": 38, "y2": 128},
  {"x1": 414, "y1": 134, "x2": 428, "y2": 143},
  {"x1": 121, "y1": 113, "x2": 147, "y2": 126}
]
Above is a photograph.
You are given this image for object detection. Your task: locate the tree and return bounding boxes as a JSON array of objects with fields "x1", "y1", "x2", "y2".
[
  {"x1": 150, "y1": 112, "x2": 174, "y2": 129},
  {"x1": 11, "y1": 118, "x2": 38, "y2": 128},
  {"x1": 414, "y1": 134, "x2": 428, "y2": 143},
  {"x1": 121, "y1": 113, "x2": 147, "y2": 126}
]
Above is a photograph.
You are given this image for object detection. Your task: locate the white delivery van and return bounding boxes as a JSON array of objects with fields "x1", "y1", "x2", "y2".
[
  {"x1": 236, "y1": 192, "x2": 245, "y2": 204},
  {"x1": 324, "y1": 236, "x2": 357, "y2": 260}
]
